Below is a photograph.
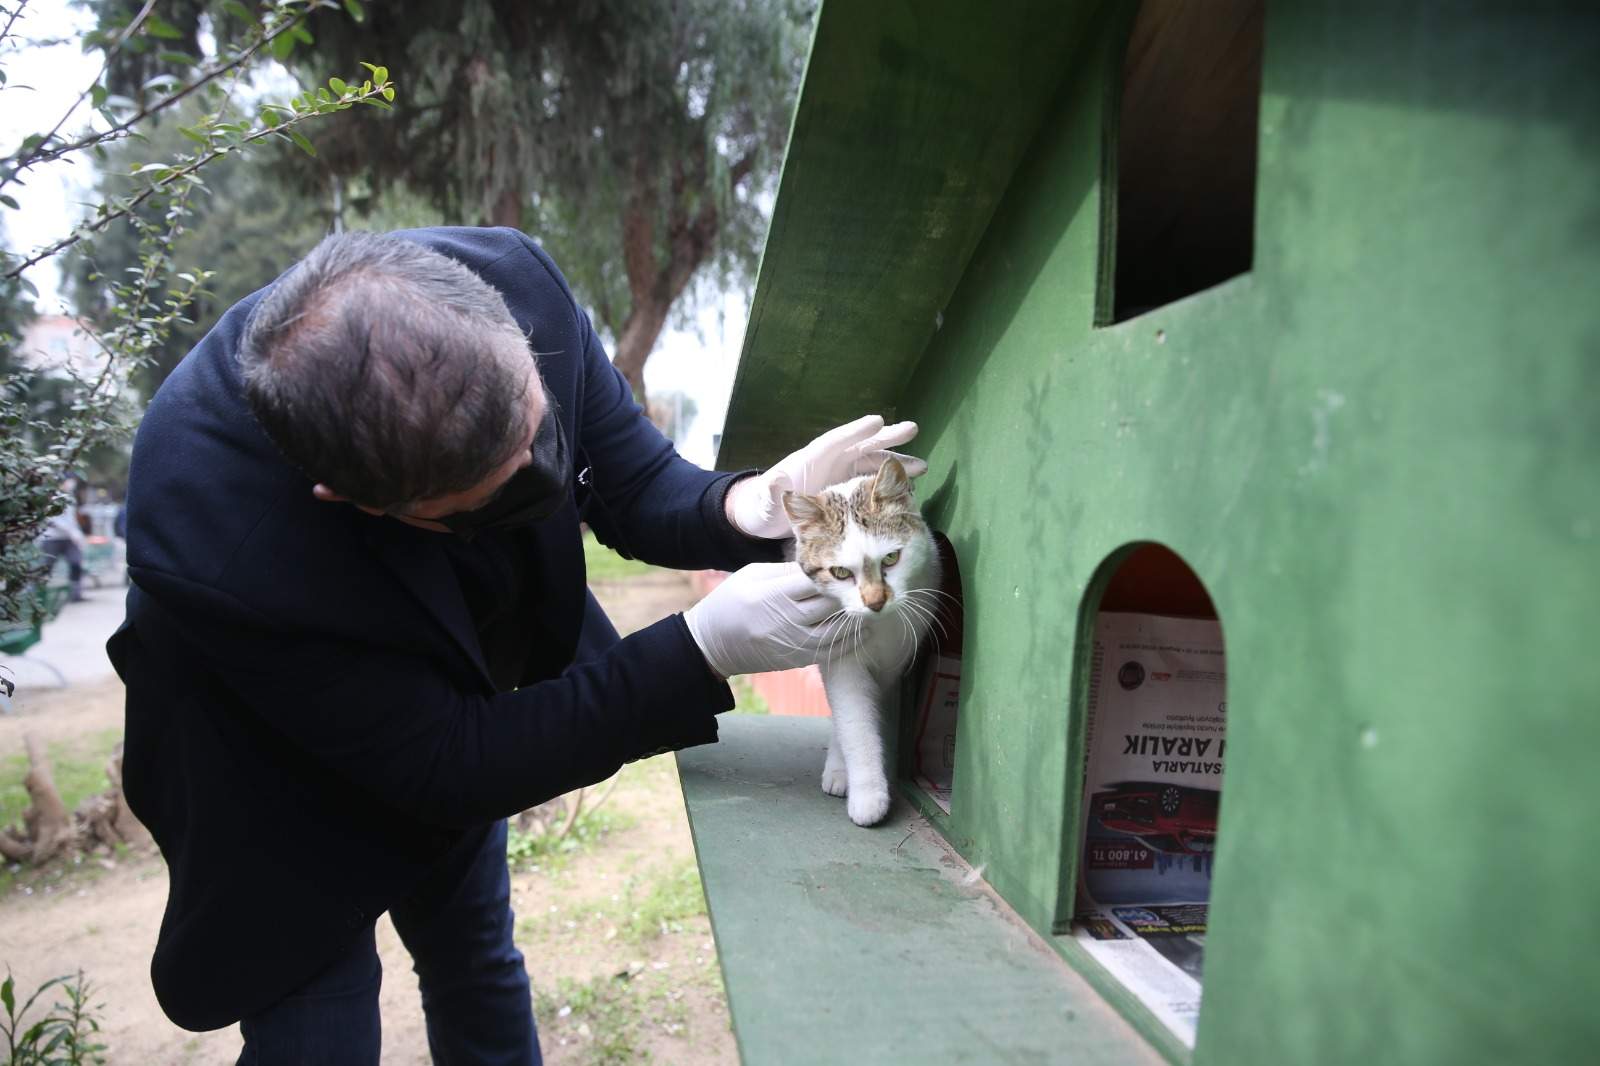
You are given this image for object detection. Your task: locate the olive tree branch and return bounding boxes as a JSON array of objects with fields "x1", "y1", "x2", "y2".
[
  {"x1": 0, "y1": 0, "x2": 158, "y2": 195},
  {"x1": 4, "y1": 76, "x2": 395, "y2": 280},
  {"x1": 0, "y1": 0, "x2": 34, "y2": 50},
  {"x1": 2, "y1": 2, "x2": 330, "y2": 187}
]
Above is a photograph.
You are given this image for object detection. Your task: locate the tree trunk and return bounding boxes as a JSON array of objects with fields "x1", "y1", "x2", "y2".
[
  {"x1": 20, "y1": 733, "x2": 74, "y2": 865},
  {"x1": 608, "y1": 142, "x2": 758, "y2": 409},
  {"x1": 0, "y1": 737, "x2": 149, "y2": 864},
  {"x1": 611, "y1": 293, "x2": 674, "y2": 405},
  {"x1": 490, "y1": 183, "x2": 524, "y2": 229}
]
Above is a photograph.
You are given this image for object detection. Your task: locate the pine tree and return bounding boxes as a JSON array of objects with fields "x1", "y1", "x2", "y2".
[{"x1": 92, "y1": 0, "x2": 814, "y2": 402}]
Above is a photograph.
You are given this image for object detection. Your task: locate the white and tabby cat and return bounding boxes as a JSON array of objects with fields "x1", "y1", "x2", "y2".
[{"x1": 783, "y1": 457, "x2": 942, "y2": 826}]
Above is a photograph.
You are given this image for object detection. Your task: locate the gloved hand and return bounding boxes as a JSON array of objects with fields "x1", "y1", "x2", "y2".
[
  {"x1": 725, "y1": 415, "x2": 929, "y2": 540},
  {"x1": 683, "y1": 562, "x2": 857, "y2": 679}
]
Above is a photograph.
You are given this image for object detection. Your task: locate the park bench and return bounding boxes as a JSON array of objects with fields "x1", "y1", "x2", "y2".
[{"x1": 0, "y1": 579, "x2": 73, "y2": 692}]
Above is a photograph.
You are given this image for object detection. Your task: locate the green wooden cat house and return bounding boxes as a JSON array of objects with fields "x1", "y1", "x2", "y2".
[{"x1": 674, "y1": 2, "x2": 1599, "y2": 1063}]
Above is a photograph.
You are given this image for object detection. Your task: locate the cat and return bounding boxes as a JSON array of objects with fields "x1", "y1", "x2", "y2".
[{"x1": 783, "y1": 456, "x2": 943, "y2": 826}]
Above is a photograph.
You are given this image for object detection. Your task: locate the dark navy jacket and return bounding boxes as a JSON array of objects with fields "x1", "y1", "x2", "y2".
[{"x1": 107, "y1": 227, "x2": 781, "y2": 1031}]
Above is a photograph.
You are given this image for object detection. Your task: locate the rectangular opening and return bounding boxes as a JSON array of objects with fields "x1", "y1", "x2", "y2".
[
  {"x1": 1103, "y1": 0, "x2": 1264, "y2": 324},
  {"x1": 900, "y1": 533, "x2": 965, "y2": 817},
  {"x1": 1061, "y1": 544, "x2": 1227, "y2": 1050}
]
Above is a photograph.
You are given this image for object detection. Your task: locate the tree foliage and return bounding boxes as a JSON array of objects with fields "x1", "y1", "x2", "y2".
[
  {"x1": 0, "y1": 0, "x2": 394, "y2": 620},
  {"x1": 65, "y1": 101, "x2": 331, "y2": 399},
  {"x1": 266, "y1": 0, "x2": 812, "y2": 401}
]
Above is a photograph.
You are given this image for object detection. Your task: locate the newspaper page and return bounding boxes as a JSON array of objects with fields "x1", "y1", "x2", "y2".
[
  {"x1": 1073, "y1": 611, "x2": 1226, "y2": 1047},
  {"x1": 908, "y1": 533, "x2": 965, "y2": 814},
  {"x1": 910, "y1": 653, "x2": 961, "y2": 812}
]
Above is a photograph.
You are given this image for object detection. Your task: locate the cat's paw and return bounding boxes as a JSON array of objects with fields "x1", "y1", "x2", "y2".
[
  {"x1": 820, "y1": 765, "x2": 849, "y2": 797},
  {"x1": 847, "y1": 786, "x2": 891, "y2": 827}
]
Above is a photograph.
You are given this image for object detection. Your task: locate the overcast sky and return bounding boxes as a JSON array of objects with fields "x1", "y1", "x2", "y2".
[{"x1": 0, "y1": 0, "x2": 751, "y2": 467}]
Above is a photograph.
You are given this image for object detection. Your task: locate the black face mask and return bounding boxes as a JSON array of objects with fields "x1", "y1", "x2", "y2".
[{"x1": 436, "y1": 398, "x2": 569, "y2": 538}]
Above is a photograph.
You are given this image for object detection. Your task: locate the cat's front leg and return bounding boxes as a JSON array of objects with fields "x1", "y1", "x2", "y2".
[
  {"x1": 821, "y1": 658, "x2": 891, "y2": 827},
  {"x1": 820, "y1": 717, "x2": 848, "y2": 797}
]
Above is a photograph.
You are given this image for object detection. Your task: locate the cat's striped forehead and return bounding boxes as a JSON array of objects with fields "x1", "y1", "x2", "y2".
[{"x1": 792, "y1": 474, "x2": 923, "y2": 575}]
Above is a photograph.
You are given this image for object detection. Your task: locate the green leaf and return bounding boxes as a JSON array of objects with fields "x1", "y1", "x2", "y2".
[
  {"x1": 131, "y1": 163, "x2": 172, "y2": 175},
  {"x1": 343, "y1": 0, "x2": 365, "y2": 22},
  {"x1": 158, "y1": 50, "x2": 196, "y2": 66},
  {"x1": 287, "y1": 129, "x2": 317, "y2": 156},
  {"x1": 90, "y1": 83, "x2": 107, "y2": 107},
  {"x1": 2, "y1": 973, "x2": 14, "y2": 1016},
  {"x1": 329, "y1": 77, "x2": 349, "y2": 95},
  {"x1": 372, "y1": 65, "x2": 388, "y2": 84},
  {"x1": 19, "y1": 278, "x2": 38, "y2": 298},
  {"x1": 145, "y1": 14, "x2": 185, "y2": 40},
  {"x1": 178, "y1": 125, "x2": 210, "y2": 145},
  {"x1": 270, "y1": 32, "x2": 296, "y2": 61},
  {"x1": 0, "y1": 194, "x2": 18, "y2": 210},
  {"x1": 220, "y1": 0, "x2": 254, "y2": 22},
  {"x1": 382, "y1": 85, "x2": 395, "y2": 101}
]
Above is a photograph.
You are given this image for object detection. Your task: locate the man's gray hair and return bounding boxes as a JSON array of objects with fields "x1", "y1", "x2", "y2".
[{"x1": 239, "y1": 231, "x2": 537, "y2": 512}]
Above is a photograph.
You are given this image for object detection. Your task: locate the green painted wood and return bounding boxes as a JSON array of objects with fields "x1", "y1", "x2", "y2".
[
  {"x1": 716, "y1": 0, "x2": 1099, "y2": 472},
  {"x1": 677, "y1": 715, "x2": 1163, "y2": 1065},
  {"x1": 707, "y1": 1, "x2": 1600, "y2": 1063}
]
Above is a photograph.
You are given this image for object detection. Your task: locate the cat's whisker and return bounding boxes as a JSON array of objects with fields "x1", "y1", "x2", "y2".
[
  {"x1": 832, "y1": 611, "x2": 857, "y2": 659},
  {"x1": 903, "y1": 587, "x2": 957, "y2": 614},
  {"x1": 854, "y1": 614, "x2": 881, "y2": 673},
  {"x1": 897, "y1": 596, "x2": 946, "y2": 642}
]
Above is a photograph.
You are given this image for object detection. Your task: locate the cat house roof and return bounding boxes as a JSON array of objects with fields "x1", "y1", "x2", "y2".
[{"x1": 716, "y1": 1, "x2": 1088, "y2": 471}]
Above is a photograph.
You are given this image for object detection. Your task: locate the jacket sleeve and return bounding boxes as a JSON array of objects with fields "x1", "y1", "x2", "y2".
[
  {"x1": 512, "y1": 232, "x2": 786, "y2": 571},
  {"x1": 130, "y1": 582, "x2": 729, "y2": 830}
]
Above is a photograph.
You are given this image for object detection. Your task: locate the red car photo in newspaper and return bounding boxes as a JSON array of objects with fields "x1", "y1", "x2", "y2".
[{"x1": 1090, "y1": 782, "x2": 1219, "y2": 856}]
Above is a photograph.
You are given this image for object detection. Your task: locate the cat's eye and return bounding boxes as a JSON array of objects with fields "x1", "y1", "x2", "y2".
[
  {"x1": 829, "y1": 566, "x2": 854, "y2": 581},
  {"x1": 882, "y1": 550, "x2": 901, "y2": 567}
]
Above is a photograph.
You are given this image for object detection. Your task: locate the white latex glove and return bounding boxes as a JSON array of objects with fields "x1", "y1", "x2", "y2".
[
  {"x1": 683, "y1": 562, "x2": 857, "y2": 679},
  {"x1": 726, "y1": 415, "x2": 929, "y2": 540}
]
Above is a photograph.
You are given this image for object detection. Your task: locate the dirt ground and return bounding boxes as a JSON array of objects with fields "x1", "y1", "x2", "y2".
[{"x1": 0, "y1": 570, "x2": 738, "y2": 1065}]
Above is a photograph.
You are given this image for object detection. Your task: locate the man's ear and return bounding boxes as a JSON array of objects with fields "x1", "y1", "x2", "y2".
[
  {"x1": 782, "y1": 491, "x2": 825, "y2": 529},
  {"x1": 313, "y1": 484, "x2": 384, "y2": 517}
]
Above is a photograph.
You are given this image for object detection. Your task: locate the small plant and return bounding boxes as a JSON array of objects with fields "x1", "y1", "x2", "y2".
[
  {"x1": 535, "y1": 973, "x2": 645, "y2": 1065},
  {"x1": 0, "y1": 969, "x2": 108, "y2": 1066},
  {"x1": 620, "y1": 861, "x2": 709, "y2": 943},
  {"x1": 506, "y1": 804, "x2": 634, "y2": 872}
]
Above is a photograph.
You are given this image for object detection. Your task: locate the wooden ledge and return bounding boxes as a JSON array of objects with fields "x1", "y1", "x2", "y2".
[{"x1": 678, "y1": 716, "x2": 1160, "y2": 1065}]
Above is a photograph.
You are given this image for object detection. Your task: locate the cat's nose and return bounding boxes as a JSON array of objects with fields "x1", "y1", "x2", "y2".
[{"x1": 863, "y1": 587, "x2": 891, "y2": 612}]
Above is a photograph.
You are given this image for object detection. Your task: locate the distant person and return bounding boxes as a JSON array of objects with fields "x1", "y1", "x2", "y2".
[
  {"x1": 111, "y1": 228, "x2": 921, "y2": 1065},
  {"x1": 38, "y1": 477, "x2": 87, "y2": 603}
]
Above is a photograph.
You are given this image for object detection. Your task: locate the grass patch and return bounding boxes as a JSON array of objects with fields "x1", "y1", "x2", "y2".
[
  {"x1": 729, "y1": 678, "x2": 770, "y2": 715},
  {"x1": 506, "y1": 804, "x2": 635, "y2": 873},
  {"x1": 582, "y1": 531, "x2": 660, "y2": 582},
  {"x1": 619, "y1": 860, "x2": 708, "y2": 943},
  {"x1": 534, "y1": 968, "x2": 697, "y2": 1064},
  {"x1": 535, "y1": 973, "x2": 646, "y2": 1065}
]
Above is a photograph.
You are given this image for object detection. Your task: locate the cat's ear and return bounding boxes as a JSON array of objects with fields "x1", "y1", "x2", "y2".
[
  {"x1": 783, "y1": 491, "x2": 826, "y2": 528},
  {"x1": 871, "y1": 456, "x2": 913, "y2": 504}
]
